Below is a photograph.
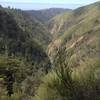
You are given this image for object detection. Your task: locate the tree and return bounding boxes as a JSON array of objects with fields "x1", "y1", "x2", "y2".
[{"x1": 0, "y1": 56, "x2": 25, "y2": 96}]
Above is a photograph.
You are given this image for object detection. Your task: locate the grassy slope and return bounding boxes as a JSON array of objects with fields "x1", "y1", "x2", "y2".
[
  {"x1": 48, "y1": 1, "x2": 100, "y2": 65},
  {"x1": 34, "y1": 2, "x2": 100, "y2": 100},
  {"x1": 47, "y1": 11, "x2": 72, "y2": 38}
]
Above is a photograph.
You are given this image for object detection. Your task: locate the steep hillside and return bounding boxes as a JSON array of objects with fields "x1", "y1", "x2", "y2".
[
  {"x1": 1, "y1": 7, "x2": 51, "y2": 48},
  {"x1": 26, "y1": 8, "x2": 71, "y2": 23},
  {"x1": 34, "y1": 2, "x2": 100, "y2": 100},
  {"x1": 48, "y1": 2, "x2": 100, "y2": 38},
  {"x1": 0, "y1": 7, "x2": 51, "y2": 99},
  {"x1": 48, "y1": 1, "x2": 100, "y2": 64},
  {"x1": 47, "y1": 11, "x2": 72, "y2": 37}
]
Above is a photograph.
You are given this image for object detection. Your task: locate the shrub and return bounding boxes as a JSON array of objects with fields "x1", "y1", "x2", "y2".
[{"x1": 33, "y1": 47, "x2": 100, "y2": 100}]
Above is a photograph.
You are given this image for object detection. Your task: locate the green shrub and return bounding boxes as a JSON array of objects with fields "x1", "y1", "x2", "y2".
[{"x1": 33, "y1": 47, "x2": 100, "y2": 100}]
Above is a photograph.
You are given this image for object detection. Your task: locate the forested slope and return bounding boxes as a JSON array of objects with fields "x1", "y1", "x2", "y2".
[{"x1": 0, "y1": 7, "x2": 51, "y2": 100}]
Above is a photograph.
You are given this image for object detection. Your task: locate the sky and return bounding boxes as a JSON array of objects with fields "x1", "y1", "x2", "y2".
[{"x1": 0, "y1": 0, "x2": 99, "y2": 10}]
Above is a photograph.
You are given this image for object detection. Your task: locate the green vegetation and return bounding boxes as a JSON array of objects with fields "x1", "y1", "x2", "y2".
[
  {"x1": 48, "y1": 1, "x2": 100, "y2": 62},
  {"x1": 33, "y1": 48, "x2": 100, "y2": 100},
  {"x1": 26, "y1": 8, "x2": 71, "y2": 23},
  {"x1": 0, "y1": 1, "x2": 100, "y2": 100},
  {"x1": 0, "y1": 7, "x2": 51, "y2": 99},
  {"x1": 0, "y1": 7, "x2": 52, "y2": 48}
]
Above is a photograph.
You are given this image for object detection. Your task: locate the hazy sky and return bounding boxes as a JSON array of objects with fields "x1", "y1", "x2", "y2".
[{"x1": 0, "y1": 0, "x2": 99, "y2": 10}]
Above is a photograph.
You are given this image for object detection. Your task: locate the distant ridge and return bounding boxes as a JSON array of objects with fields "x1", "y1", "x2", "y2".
[{"x1": 26, "y1": 8, "x2": 72, "y2": 22}]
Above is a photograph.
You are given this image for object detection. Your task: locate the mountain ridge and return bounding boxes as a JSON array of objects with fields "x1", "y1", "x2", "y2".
[
  {"x1": 26, "y1": 8, "x2": 72, "y2": 23},
  {"x1": 47, "y1": 1, "x2": 100, "y2": 64}
]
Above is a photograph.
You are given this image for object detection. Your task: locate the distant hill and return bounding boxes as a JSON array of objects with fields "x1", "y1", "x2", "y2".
[
  {"x1": 1, "y1": 7, "x2": 52, "y2": 48},
  {"x1": 26, "y1": 8, "x2": 71, "y2": 23}
]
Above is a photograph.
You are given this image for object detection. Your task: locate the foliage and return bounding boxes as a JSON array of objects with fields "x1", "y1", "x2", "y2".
[
  {"x1": 33, "y1": 47, "x2": 100, "y2": 100},
  {"x1": 0, "y1": 6, "x2": 51, "y2": 99},
  {"x1": 0, "y1": 1, "x2": 100, "y2": 100},
  {"x1": 3, "y1": 7, "x2": 51, "y2": 47},
  {"x1": 26, "y1": 8, "x2": 70, "y2": 23}
]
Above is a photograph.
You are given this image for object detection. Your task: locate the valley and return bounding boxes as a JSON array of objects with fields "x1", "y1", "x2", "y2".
[{"x1": 0, "y1": 1, "x2": 100, "y2": 100}]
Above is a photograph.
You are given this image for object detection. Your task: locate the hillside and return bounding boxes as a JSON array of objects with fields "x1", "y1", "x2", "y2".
[
  {"x1": 48, "y1": 2, "x2": 100, "y2": 37},
  {"x1": 0, "y1": 7, "x2": 51, "y2": 99},
  {"x1": 26, "y1": 8, "x2": 71, "y2": 23},
  {"x1": 47, "y1": 11, "x2": 72, "y2": 37},
  {"x1": 0, "y1": 1, "x2": 100, "y2": 100},
  {"x1": 34, "y1": 2, "x2": 100, "y2": 100},
  {"x1": 48, "y1": 1, "x2": 100, "y2": 63},
  {"x1": 1, "y1": 7, "x2": 52, "y2": 48}
]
